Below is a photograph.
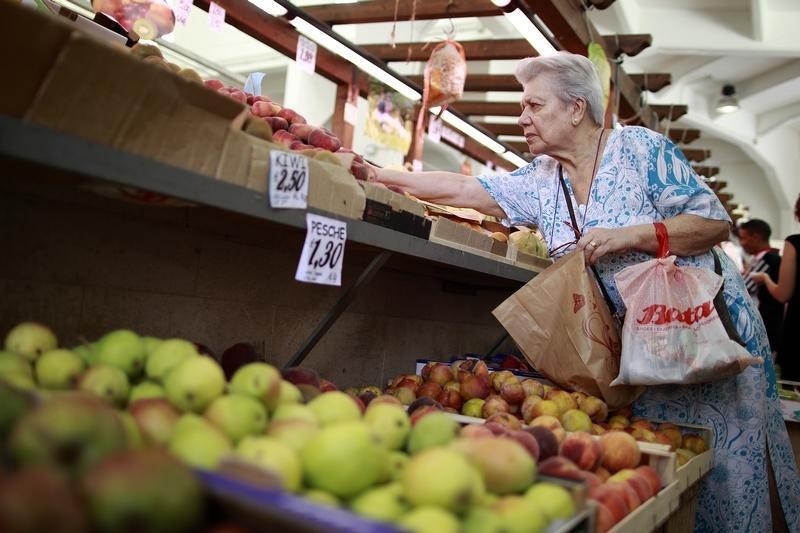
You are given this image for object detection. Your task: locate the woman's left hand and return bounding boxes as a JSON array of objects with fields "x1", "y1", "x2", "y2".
[{"x1": 577, "y1": 227, "x2": 636, "y2": 265}]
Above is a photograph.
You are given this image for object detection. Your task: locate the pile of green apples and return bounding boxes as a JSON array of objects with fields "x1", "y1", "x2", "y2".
[{"x1": 1, "y1": 321, "x2": 581, "y2": 533}]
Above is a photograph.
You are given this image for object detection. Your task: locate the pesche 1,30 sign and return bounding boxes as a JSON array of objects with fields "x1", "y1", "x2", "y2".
[
  {"x1": 295, "y1": 213, "x2": 347, "y2": 286},
  {"x1": 269, "y1": 150, "x2": 309, "y2": 209}
]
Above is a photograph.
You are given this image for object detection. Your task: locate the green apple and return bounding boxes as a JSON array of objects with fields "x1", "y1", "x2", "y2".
[
  {"x1": 229, "y1": 363, "x2": 282, "y2": 411},
  {"x1": 363, "y1": 403, "x2": 410, "y2": 451},
  {"x1": 406, "y1": 411, "x2": 459, "y2": 454},
  {"x1": 301, "y1": 421, "x2": 385, "y2": 498},
  {"x1": 267, "y1": 419, "x2": 319, "y2": 451},
  {"x1": 278, "y1": 380, "x2": 302, "y2": 405},
  {"x1": 168, "y1": 414, "x2": 232, "y2": 470},
  {"x1": 35, "y1": 349, "x2": 85, "y2": 389},
  {"x1": 306, "y1": 391, "x2": 361, "y2": 426},
  {"x1": 302, "y1": 489, "x2": 341, "y2": 507},
  {"x1": 78, "y1": 366, "x2": 130, "y2": 407},
  {"x1": 524, "y1": 481, "x2": 575, "y2": 521},
  {"x1": 399, "y1": 506, "x2": 460, "y2": 533},
  {"x1": 72, "y1": 343, "x2": 97, "y2": 366},
  {"x1": 349, "y1": 482, "x2": 408, "y2": 522},
  {"x1": 205, "y1": 394, "x2": 267, "y2": 443},
  {"x1": 271, "y1": 403, "x2": 318, "y2": 425},
  {"x1": 164, "y1": 357, "x2": 225, "y2": 413},
  {"x1": 236, "y1": 436, "x2": 302, "y2": 492},
  {"x1": 4, "y1": 322, "x2": 58, "y2": 362},
  {"x1": 142, "y1": 336, "x2": 163, "y2": 356},
  {"x1": 462, "y1": 507, "x2": 504, "y2": 533},
  {"x1": 0, "y1": 350, "x2": 34, "y2": 381},
  {"x1": 401, "y1": 447, "x2": 481, "y2": 513},
  {"x1": 129, "y1": 398, "x2": 181, "y2": 445},
  {"x1": 94, "y1": 330, "x2": 146, "y2": 379},
  {"x1": 493, "y1": 495, "x2": 548, "y2": 533},
  {"x1": 145, "y1": 339, "x2": 198, "y2": 382},
  {"x1": 129, "y1": 380, "x2": 166, "y2": 403},
  {"x1": 387, "y1": 450, "x2": 409, "y2": 481}
]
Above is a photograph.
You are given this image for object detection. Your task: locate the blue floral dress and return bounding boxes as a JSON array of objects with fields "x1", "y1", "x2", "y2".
[{"x1": 477, "y1": 126, "x2": 800, "y2": 532}]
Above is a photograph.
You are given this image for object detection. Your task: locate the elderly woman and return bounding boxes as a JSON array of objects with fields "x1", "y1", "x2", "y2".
[{"x1": 373, "y1": 52, "x2": 800, "y2": 531}]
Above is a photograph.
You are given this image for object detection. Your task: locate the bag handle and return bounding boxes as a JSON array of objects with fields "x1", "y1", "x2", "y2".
[{"x1": 653, "y1": 221, "x2": 670, "y2": 258}]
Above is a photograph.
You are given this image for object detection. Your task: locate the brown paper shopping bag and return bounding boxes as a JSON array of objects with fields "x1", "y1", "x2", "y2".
[{"x1": 493, "y1": 251, "x2": 642, "y2": 409}]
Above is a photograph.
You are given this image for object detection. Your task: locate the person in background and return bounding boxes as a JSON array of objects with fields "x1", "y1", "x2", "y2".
[
  {"x1": 738, "y1": 219, "x2": 783, "y2": 352},
  {"x1": 752, "y1": 195, "x2": 800, "y2": 381},
  {"x1": 370, "y1": 51, "x2": 800, "y2": 532}
]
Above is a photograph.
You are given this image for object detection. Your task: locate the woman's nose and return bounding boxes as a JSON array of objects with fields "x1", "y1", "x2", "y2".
[{"x1": 517, "y1": 112, "x2": 529, "y2": 127}]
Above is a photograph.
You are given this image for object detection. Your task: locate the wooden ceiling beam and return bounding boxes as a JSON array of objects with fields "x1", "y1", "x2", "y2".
[
  {"x1": 666, "y1": 128, "x2": 701, "y2": 145},
  {"x1": 602, "y1": 34, "x2": 652, "y2": 58},
  {"x1": 476, "y1": 122, "x2": 524, "y2": 136},
  {"x1": 717, "y1": 192, "x2": 733, "y2": 204},
  {"x1": 406, "y1": 74, "x2": 520, "y2": 93},
  {"x1": 629, "y1": 73, "x2": 671, "y2": 93},
  {"x1": 693, "y1": 166, "x2": 720, "y2": 178},
  {"x1": 505, "y1": 141, "x2": 530, "y2": 154},
  {"x1": 303, "y1": 0, "x2": 500, "y2": 25},
  {"x1": 680, "y1": 148, "x2": 712, "y2": 163},
  {"x1": 453, "y1": 101, "x2": 521, "y2": 116},
  {"x1": 708, "y1": 181, "x2": 727, "y2": 192},
  {"x1": 361, "y1": 39, "x2": 535, "y2": 62}
]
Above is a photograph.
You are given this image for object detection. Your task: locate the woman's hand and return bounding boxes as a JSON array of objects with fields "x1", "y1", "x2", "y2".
[
  {"x1": 748, "y1": 272, "x2": 768, "y2": 285},
  {"x1": 577, "y1": 227, "x2": 639, "y2": 265}
]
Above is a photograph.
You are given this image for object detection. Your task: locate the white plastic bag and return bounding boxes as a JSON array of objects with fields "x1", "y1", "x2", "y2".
[{"x1": 611, "y1": 226, "x2": 759, "y2": 386}]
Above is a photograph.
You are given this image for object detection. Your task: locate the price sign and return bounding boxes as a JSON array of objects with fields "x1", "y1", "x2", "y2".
[
  {"x1": 295, "y1": 214, "x2": 347, "y2": 286},
  {"x1": 174, "y1": 0, "x2": 192, "y2": 25},
  {"x1": 208, "y1": 2, "x2": 225, "y2": 32},
  {"x1": 427, "y1": 116, "x2": 442, "y2": 143},
  {"x1": 269, "y1": 150, "x2": 309, "y2": 209},
  {"x1": 343, "y1": 101, "x2": 358, "y2": 126},
  {"x1": 296, "y1": 35, "x2": 318, "y2": 74}
]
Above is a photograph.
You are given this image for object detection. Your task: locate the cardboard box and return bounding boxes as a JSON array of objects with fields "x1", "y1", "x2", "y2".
[
  {"x1": 360, "y1": 181, "x2": 426, "y2": 217},
  {"x1": 428, "y1": 217, "x2": 495, "y2": 254},
  {"x1": 507, "y1": 243, "x2": 553, "y2": 272},
  {"x1": 2, "y1": 1, "x2": 249, "y2": 178}
]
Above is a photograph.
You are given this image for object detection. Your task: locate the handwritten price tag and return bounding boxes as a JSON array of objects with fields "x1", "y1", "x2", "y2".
[
  {"x1": 295, "y1": 213, "x2": 347, "y2": 286},
  {"x1": 427, "y1": 116, "x2": 442, "y2": 143},
  {"x1": 174, "y1": 0, "x2": 192, "y2": 25},
  {"x1": 269, "y1": 150, "x2": 309, "y2": 209},
  {"x1": 208, "y1": 2, "x2": 225, "y2": 32},
  {"x1": 296, "y1": 35, "x2": 317, "y2": 74}
]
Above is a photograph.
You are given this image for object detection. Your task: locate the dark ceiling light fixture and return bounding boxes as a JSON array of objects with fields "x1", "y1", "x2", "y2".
[{"x1": 715, "y1": 84, "x2": 740, "y2": 114}]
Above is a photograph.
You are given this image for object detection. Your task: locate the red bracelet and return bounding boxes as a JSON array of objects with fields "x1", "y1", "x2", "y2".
[{"x1": 653, "y1": 221, "x2": 670, "y2": 258}]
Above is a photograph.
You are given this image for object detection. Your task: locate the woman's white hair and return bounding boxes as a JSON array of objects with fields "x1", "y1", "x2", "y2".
[{"x1": 515, "y1": 52, "x2": 605, "y2": 126}]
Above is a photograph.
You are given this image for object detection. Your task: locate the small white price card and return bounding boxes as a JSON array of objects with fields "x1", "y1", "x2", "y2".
[
  {"x1": 295, "y1": 213, "x2": 347, "y2": 286},
  {"x1": 427, "y1": 116, "x2": 442, "y2": 143},
  {"x1": 296, "y1": 35, "x2": 318, "y2": 74},
  {"x1": 269, "y1": 150, "x2": 309, "y2": 209},
  {"x1": 344, "y1": 101, "x2": 358, "y2": 126},
  {"x1": 208, "y1": 2, "x2": 225, "y2": 32},
  {"x1": 174, "y1": 0, "x2": 192, "y2": 25}
]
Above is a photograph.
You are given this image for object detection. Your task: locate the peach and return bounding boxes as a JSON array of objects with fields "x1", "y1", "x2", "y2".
[
  {"x1": 276, "y1": 107, "x2": 306, "y2": 124},
  {"x1": 308, "y1": 129, "x2": 342, "y2": 152},
  {"x1": 595, "y1": 502, "x2": 618, "y2": 533},
  {"x1": 407, "y1": 396, "x2": 440, "y2": 415},
  {"x1": 604, "y1": 479, "x2": 641, "y2": 512},
  {"x1": 272, "y1": 129, "x2": 298, "y2": 148},
  {"x1": 509, "y1": 430, "x2": 540, "y2": 460},
  {"x1": 416, "y1": 381, "x2": 442, "y2": 400},
  {"x1": 484, "y1": 421, "x2": 511, "y2": 437},
  {"x1": 629, "y1": 418, "x2": 654, "y2": 432},
  {"x1": 500, "y1": 380, "x2": 526, "y2": 405},
  {"x1": 427, "y1": 363, "x2": 454, "y2": 386},
  {"x1": 388, "y1": 386, "x2": 415, "y2": 406},
  {"x1": 263, "y1": 116, "x2": 289, "y2": 131},
  {"x1": 520, "y1": 378, "x2": 545, "y2": 397},
  {"x1": 288, "y1": 123, "x2": 316, "y2": 141},
  {"x1": 282, "y1": 366, "x2": 320, "y2": 388},
  {"x1": 390, "y1": 374, "x2": 423, "y2": 388},
  {"x1": 656, "y1": 423, "x2": 683, "y2": 450},
  {"x1": 682, "y1": 434, "x2": 709, "y2": 454},
  {"x1": 578, "y1": 396, "x2": 609, "y2": 423},
  {"x1": 460, "y1": 374, "x2": 490, "y2": 400},
  {"x1": 559, "y1": 431, "x2": 600, "y2": 470},
  {"x1": 635, "y1": 465, "x2": 662, "y2": 494},
  {"x1": 443, "y1": 381, "x2": 461, "y2": 393},
  {"x1": 289, "y1": 141, "x2": 315, "y2": 151},
  {"x1": 588, "y1": 485, "x2": 629, "y2": 525},
  {"x1": 570, "y1": 391, "x2": 588, "y2": 406},
  {"x1": 437, "y1": 389, "x2": 463, "y2": 412},
  {"x1": 490, "y1": 370, "x2": 515, "y2": 392},
  {"x1": 653, "y1": 431, "x2": 675, "y2": 450},
  {"x1": 608, "y1": 469, "x2": 654, "y2": 502},
  {"x1": 628, "y1": 427, "x2": 657, "y2": 444},
  {"x1": 521, "y1": 395, "x2": 543, "y2": 424},
  {"x1": 530, "y1": 399, "x2": 561, "y2": 419},
  {"x1": 594, "y1": 466, "x2": 611, "y2": 482},
  {"x1": 545, "y1": 389, "x2": 578, "y2": 414},
  {"x1": 419, "y1": 362, "x2": 436, "y2": 381},
  {"x1": 319, "y1": 379, "x2": 337, "y2": 392},
  {"x1": 576, "y1": 470, "x2": 603, "y2": 488},
  {"x1": 538, "y1": 456, "x2": 583, "y2": 481},
  {"x1": 598, "y1": 431, "x2": 641, "y2": 473},
  {"x1": 524, "y1": 425, "x2": 559, "y2": 460},
  {"x1": 409, "y1": 405, "x2": 440, "y2": 426},
  {"x1": 482, "y1": 395, "x2": 510, "y2": 418},
  {"x1": 591, "y1": 424, "x2": 607, "y2": 436},
  {"x1": 472, "y1": 360, "x2": 490, "y2": 382},
  {"x1": 369, "y1": 394, "x2": 402, "y2": 408},
  {"x1": 461, "y1": 424, "x2": 494, "y2": 439},
  {"x1": 560, "y1": 409, "x2": 593, "y2": 433},
  {"x1": 607, "y1": 415, "x2": 630, "y2": 430},
  {"x1": 613, "y1": 405, "x2": 633, "y2": 418},
  {"x1": 394, "y1": 378, "x2": 420, "y2": 393},
  {"x1": 675, "y1": 448, "x2": 696, "y2": 467},
  {"x1": 485, "y1": 412, "x2": 523, "y2": 432},
  {"x1": 349, "y1": 161, "x2": 372, "y2": 181}
]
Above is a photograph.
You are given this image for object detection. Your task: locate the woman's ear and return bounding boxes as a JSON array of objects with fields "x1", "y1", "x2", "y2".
[{"x1": 570, "y1": 98, "x2": 587, "y2": 125}]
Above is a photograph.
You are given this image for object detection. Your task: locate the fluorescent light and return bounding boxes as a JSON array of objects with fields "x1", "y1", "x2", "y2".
[
  {"x1": 501, "y1": 151, "x2": 529, "y2": 168},
  {"x1": 490, "y1": 0, "x2": 513, "y2": 6},
  {"x1": 248, "y1": 0, "x2": 288, "y2": 17},
  {"x1": 430, "y1": 107, "x2": 506, "y2": 154},
  {"x1": 290, "y1": 18, "x2": 421, "y2": 101},
  {"x1": 503, "y1": 8, "x2": 558, "y2": 56}
]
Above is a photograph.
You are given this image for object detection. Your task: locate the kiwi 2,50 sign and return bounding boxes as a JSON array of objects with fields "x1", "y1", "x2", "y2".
[
  {"x1": 269, "y1": 150, "x2": 309, "y2": 209},
  {"x1": 295, "y1": 213, "x2": 346, "y2": 286}
]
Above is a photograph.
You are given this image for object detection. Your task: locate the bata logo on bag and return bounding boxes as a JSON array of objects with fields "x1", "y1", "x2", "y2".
[{"x1": 636, "y1": 301, "x2": 715, "y2": 326}]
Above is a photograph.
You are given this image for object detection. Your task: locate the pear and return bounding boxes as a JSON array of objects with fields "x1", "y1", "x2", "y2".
[
  {"x1": 228, "y1": 362, "x2": 281, "y2": 411},
  {"x1": 277, "y1": 380, "x2": 302, "y2": 405},
  {"x1": 400, "y1": 447, "x2": 481, "y2": 513},
  {"x1": 168, "y1": 414, "x2": 232, "y2": 470},
  {"x1": 493, "y1": 495, "x2": 548, "y2": 533},
  {"x1": 270, "y1": 403, "x2": 318, "y2": 425},
  {"x1": 4, "y1": 322, "x2": 58, "y2": 361},
  {"x1": 237, "y1": 436, "x2": 303, "y2": 492},
  {"x1": 406, "y1": 411, "x2": 459, "y2": 454},
  {"x1": 128, "y1": 380, "x2": 166, "y2": 403},
  {"x1": 93, "y1": 330, "x2": 146, "y2": 379},
  {"x1": 35, "y1": 349, "x2": 85, "y2": 389},
  {"x1": 462, "y1": 507, "x2": 504, "y2": 533},
  {"x1": 72, "y1": 343, "x2": 97, "y2": 365},
  {"x1": 267, "y1": 418, "x2": 319, "y2": 451},
  {"x1": 164, "y1": 357, "x2": 225, "y2": 413},
  {"x1": 302, "y1": 489, "x2": 341, "y2": 507},
  {"x1": 205, "y1": 394, "x2": 268, "y2": 443},
  {"x1": 78, "y1": 365, "x2": 130, "y2": 407},
  {"x1": 349, "y1": 482, "x2": 408, "y2": 522},
  {"x1": 145, "y1": 339, "x2": 198, "y2": 381},
  {"x1": 306, "y1": 391, "x2": 361, "y2": 426},
  {"x1": 363, "y1": 403, "x2": 410, "y2": 451},
  {"x1": 399, "y1": 506, "x2": 460, "y2": 533},
  {"x1": 0, "y1": 350, "x2": 34, "y2": 381},
  {"x1": 129, "y1": 398, "x2": 181, "y2": 445},
  {"x1": 142, "y1": 336, "x2": 163, "y2": 356}
]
